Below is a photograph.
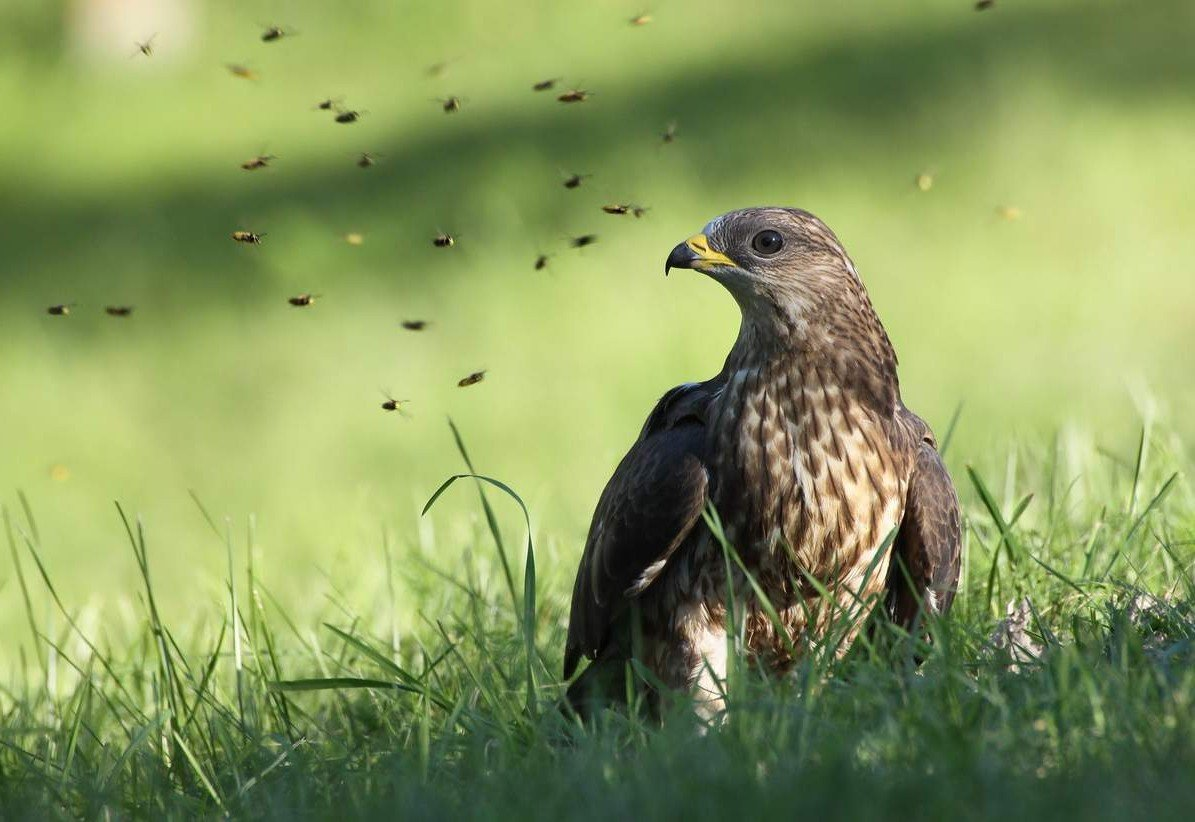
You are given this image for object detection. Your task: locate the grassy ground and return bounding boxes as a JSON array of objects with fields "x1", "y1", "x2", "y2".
[
  {"x1": 2, "y1": 0, "x2": 1194, "y2": 817},
  {"x1": 1, "y1": 424, "x2": 1193, "y2": 819}
]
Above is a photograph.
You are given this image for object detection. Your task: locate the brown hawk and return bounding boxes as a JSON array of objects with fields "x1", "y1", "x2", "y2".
[{"x1": 564, "y1": 207, "x2": 961, "y2": 717}]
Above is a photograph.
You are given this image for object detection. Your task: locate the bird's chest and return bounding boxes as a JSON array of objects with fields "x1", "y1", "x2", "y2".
[{"x1": 706, "y1": 370, "x2": 907, "y2": 593}]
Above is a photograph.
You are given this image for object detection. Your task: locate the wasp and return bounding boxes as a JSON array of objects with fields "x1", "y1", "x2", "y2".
[
  {"x1": 563, "y1": 172, "x2": 591, "y2": 189},
  {"x1": 558, "y1": 89, "x2": 591, "y2": 104},
  {"x1": 661, "y1": 122, "x2": 677, "y2": 144},
  {"x1": 334, "y1": 108, "x2": 367, "y2": 124},
  {"x1": 380, "y1": 393, "x2": 412, "y2": 415},
  {"x1": 439, "y1": 96, "x2": 463, "y2": 113},
  {"x1": 46, "y1": 304, "x2": 73, "y2": 316},
  {"x1": 356, "y1": 152, "x2": 378, "y2": 168},
  {"x1": 534, "y1": 254, "x2": 552, "y2": 271},
  {"x1": 105, "y1": 306, "x2": 134, "y2": 317},
  {"x1": 401, "y1": 320, "x2": 429, "y2": 331},
  {"x1": 630, "y1": 13, "x2": 654, "y2": 26},
  {"x1": 241, "y1": 154, "x2": 277, "y2": 171},
  {"x1": 570, "y1": 234, "x2": 598, "y2": 248},
  {"x1": 133, "y1": 34, "x2": 156, "y2": 57},
  {"x1": 226, "y1": 63, "x2": 259, "y2": 80},
  {"x1": 457, "y1": 370, "x2": 486, "y2": 388},
  {"x1": 532, "y1": 78, "x2": 560, "y2": 92},
  {"x1": 288, "y1": 293, "x2": 319, "y2": 307},
  {"x1": 232, "y1": 230, "x2": 265, "y2": 244},
  {"x1": 260, "y1": 24, "x2": 295, "y2": 42},
  {"x1": 432, "y1": 233, "x2": 456, "y2": 248}
]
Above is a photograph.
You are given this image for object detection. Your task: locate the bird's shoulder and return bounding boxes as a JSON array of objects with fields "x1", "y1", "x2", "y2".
[{"x1": 564, "y1": 381, "x2": 719, "y2": 676}]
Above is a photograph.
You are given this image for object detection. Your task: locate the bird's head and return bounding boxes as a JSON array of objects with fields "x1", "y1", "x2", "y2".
[{"x1": 665, "y1": 207, "x2": 864, "y2": 321}]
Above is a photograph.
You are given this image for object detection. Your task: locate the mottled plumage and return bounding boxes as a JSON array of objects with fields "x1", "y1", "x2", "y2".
[{"x1": 565, "y1": 207, "x2": 961, "y2": 717}]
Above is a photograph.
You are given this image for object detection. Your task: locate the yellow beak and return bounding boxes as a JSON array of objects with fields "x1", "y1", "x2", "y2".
[{"x1": 664, "y1": 234, "x2": 737, "y2": 274}]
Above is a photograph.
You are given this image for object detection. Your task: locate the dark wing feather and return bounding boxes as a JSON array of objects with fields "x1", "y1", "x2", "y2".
[
  {"x1": 564, "y1": 420, "x2": 709, "y2": 678},
  {"x1": 886, "y1": 437, "x2": 962, "y2": 626}
]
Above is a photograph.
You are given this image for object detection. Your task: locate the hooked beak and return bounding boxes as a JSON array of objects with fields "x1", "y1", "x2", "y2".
[{"x1": 664, "y1": 234, "x2": 736, "y2": 275}]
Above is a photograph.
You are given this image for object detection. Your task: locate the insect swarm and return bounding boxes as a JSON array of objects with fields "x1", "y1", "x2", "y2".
[
  {"x1": 380, "y1": 393, "x2": 412, "y2": 416},
  {"x1": 457, "y1": 370, "x2": 486, "y2": 388},
  {"x1": 260, "y1": 25, "x2": 296, "y2": 42},
  {"x1": 133, "y1": 35, "x2": 156, "y2": 57},
  {"x1": 562, "y1": 172, "x2": 591, "y2": 189},
  {"x1": 226, "y1": 63, "x2": 259, "y2": 80},
  {"x1": 241, "y1": 154, "x2": 277, "y2": 171},
  {"x1": 288, "y1": 294, "x2": 319, "y2": 307},
  {"x1": 231, "y1": 230, "x2": 265, "y2": 244},
  {"x1": 557, "y1": 88, "x2": 591, "y2": 104}
]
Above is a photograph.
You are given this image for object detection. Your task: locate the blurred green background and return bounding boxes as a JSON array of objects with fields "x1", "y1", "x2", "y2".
[{"x1": 1, "y1": 0, "x2": 1193, "y2": 646}]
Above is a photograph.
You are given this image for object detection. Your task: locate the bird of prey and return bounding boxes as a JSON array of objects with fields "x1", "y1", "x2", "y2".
[{"x1": 564, "y1": 207, "x2": 961, "y2": 718}]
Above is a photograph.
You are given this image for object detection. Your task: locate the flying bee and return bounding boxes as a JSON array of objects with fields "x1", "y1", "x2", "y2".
[
  {"x1": 632, "y1": 206, "x2": 650, "y2": 218},
  {"x1": 661, "y1": 121, "x2": 677, "y2": 144},
  {"x1": 534, "y1": 254, "x2": 552, "y2": 271},
  {"x1": 133, "y1": 34, "x2": 156, "y2": 57},
  {"x1": 380, "y1": 393, "x2": 412, "y2": 416},
  {"x1": 439, "y1": 96, "x2": 463, "y2": 113},
  {"x1": 334, "y1": 108, "x2": 367, "y2": 124},
  {"x1": 629, "y1": 13, "x2": 654, "y2": 26},
  {"x1": 241, "y1": 154, "x2": 277, "y2": 171},
  {"x1": 457, "y1": 370, "x2": 486, "y2": 388},
  {"x1": 232, "y1": 230, "x2": 265, "y2": 244},
  {"x1": 915, "y1": 172, "x2": 934, "y2": 192},
  {"x1": 570, "y1": 234, "x2": 598, "y2": 248},
  {"x1": 105, "y1": 305, "x2": 134, "y2": 317},
  {"x1": 260, "y1": 24, "x2": 296, "y2": 42},
  {"x1": 356, "y1": 152, "x2": 378, "y2": 168},
  {"x1": 226, "y1": 63, "x2": 259, "y2": 80},
  {"x1": 975, "y1": 0, "x2": 995, "y2": 9},
  {"x1": 314, "y1": 97, "x2": 343, "y2": 111},
  {"x1": 401, "y1": 320, "x2": 429, "y2": 331},
  {"x1": 997, "y1": 205, "x2": 1022, "y2": 221},
  {"x1": 602, "y1": 204, "x2": 631, "y2": 215},
  {"x1": 557, "y1": 88, "x2": 591, "y2": 104},
  {"x1": 432, "y1": 232, "x2": 456, "y2": 248},
  {"x1": 345, "y1": 232, "x2": 364, "y2": 245},
  {"x1": 562, "y1": 172, "x2": 591, "y2": 189},
  {"x1": 46, "y1": 304, "x2": 74, "y2": 316},
  {"x1": 532, "y1": 78, "x2": 560, "y2": 92},
  {"x1": 288, "y1": 293, "x2": 320, "y2": 307}
]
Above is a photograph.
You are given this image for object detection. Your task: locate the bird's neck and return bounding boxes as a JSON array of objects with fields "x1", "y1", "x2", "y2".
[{"x1": 719, "y1": 295, "x2": 900, "y2": 417}]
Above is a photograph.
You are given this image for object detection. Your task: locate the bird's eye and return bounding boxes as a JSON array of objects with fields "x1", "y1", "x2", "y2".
[{"x1": 751, "y1": 229, "x2": 784, "y2": 256}]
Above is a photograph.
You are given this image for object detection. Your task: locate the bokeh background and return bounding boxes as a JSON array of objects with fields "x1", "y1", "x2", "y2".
[{"x1": 1, "y1": 0, "x2": 1193, "y2": 646}]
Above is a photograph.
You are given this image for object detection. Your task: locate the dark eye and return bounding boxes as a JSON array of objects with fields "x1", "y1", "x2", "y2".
[{"x1": 751, "y1": 229, "x2": 784, "y2": 256}]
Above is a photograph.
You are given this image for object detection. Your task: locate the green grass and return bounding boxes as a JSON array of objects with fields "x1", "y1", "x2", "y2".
[
  {"x1": 1, "y1": 423, "x2": 1193, "y2": 819},
  {"x1": 2, "y1": 0, "x2": 1194, "y2": 817}
]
